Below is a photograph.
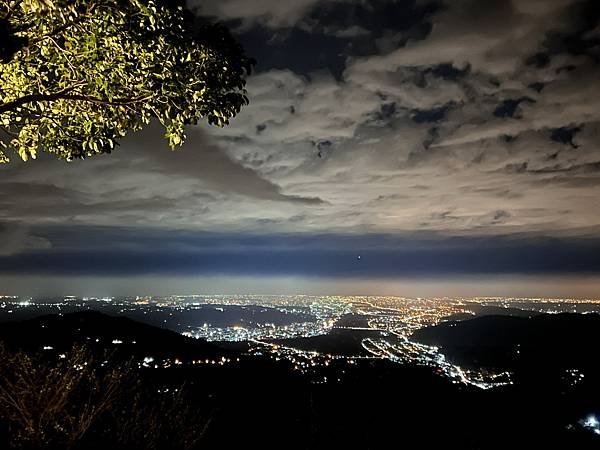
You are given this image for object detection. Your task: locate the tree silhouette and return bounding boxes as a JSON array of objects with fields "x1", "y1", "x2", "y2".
[
  {"x1": 0, "y1": 344, "x2": 212, "y2": 449},
  {"x1": 0, "y1": 344, "x2": 126, "y2": 448}
]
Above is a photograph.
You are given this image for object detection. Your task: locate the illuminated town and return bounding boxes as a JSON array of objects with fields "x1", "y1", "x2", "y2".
[{"x1": 2, "y1": 294, "x2": 600, "y2": 389}]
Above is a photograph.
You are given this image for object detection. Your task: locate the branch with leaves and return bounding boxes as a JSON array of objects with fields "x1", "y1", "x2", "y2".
[{"x1": 0, "y1": 0, "x2": 254, "y2": 163}]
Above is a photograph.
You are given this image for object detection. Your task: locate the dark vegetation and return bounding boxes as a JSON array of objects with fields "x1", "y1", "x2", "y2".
[
  {"x1": 413, "y1": 313, "x2": 600, "y2": 376},
  {"x1": 0, "y1": 311, "x2": 229, "y2": 360},
  {"x1": 0, "y1": 312, "x2": 599, "y2": 449}
]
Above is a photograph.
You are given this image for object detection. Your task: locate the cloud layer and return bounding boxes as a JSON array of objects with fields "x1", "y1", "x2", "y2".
[
  {"x1": 1, "y1": 0, "x2": 600, "y2": 283},
  {"x1": 196, "y1": 0, "x2": 600, "y2": 237}
]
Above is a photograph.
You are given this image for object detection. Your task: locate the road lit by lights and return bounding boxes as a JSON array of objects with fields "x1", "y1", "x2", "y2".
[{"x1": 4, "y1": 294, "x2": 600, "y2": 388}]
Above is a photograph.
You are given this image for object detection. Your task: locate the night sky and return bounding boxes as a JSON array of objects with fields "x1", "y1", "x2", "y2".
[{"x1": 1, "y1": 0, "x2": 600, "y2": 297}]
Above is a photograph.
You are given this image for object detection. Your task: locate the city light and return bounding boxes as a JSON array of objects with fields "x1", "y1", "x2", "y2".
[{"x1": 3, "y1": 295, "x2": 600, "y2": 389}]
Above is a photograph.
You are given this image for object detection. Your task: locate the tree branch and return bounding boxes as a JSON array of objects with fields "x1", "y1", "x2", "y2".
[
  {"x1": 27, "y1": 4, "x2": 96, "y2": 46},
  {"x1": 0, "y1": 85, "x2": 81, "y2": 113},
  {"x1": 0, "y1": 86, "x2": 151, "y2": 114}
]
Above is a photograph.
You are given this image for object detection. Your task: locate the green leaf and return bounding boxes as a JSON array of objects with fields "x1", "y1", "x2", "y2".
[{"x1": 0, "y1": 0, "x2": 254, "y2": 163}]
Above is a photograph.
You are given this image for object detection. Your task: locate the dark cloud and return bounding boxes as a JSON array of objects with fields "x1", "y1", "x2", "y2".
[
  {"x1": 412, "y1": 104, "x2": 451, "y2": 123},
  {"x1": 235, "y1": 26, "x2": 351, "y2": 78},
  {"x1": 493, "y1": 98, "x2": 535, "y2": 118},
  {"x1": 0, "y1": 222, "x2": 51, "y2": 256},
  {"x1": 2, "y1": 229, "x2": 600, "y2": 277},
  {"x1": 550, "y1": 125, "x2": 582, "y2": 148},
  {"x1": 218, "y1": 0, "x2": 441, "y2": 79}
]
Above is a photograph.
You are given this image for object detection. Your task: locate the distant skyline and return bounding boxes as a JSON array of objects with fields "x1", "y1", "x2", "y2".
[{"x1": 2, "y1": 0, "x2": 600, "y2": 295}]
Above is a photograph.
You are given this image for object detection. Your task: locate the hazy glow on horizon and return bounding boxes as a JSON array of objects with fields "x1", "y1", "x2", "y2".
[{"x1": 3, "y1": 274, "x2": 600, "y2": 299}]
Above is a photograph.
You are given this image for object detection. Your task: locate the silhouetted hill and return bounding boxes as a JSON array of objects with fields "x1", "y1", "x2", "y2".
[
  {"x1": 1, "y1": 311, "x2": 599, "y2": 449},
  {"x1": 413, "y1": 313, "x2": 600, "y2": 374},
  {"x1": 465, "y1": 304, "x2": 542, "y2": 317},
  {"x1": 0, "y1": 310, "x2": 232, "y2": 361}
]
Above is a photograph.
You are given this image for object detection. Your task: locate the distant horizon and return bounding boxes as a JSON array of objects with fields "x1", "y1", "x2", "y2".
[
  {"x1": 5, "y1": 292, "x2": 600, "y2": 301},
  {"x1": 3, "y1": 273, "x2": 600, "y2": 300}
]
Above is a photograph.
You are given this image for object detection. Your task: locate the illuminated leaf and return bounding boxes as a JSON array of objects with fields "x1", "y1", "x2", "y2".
[{"x1": 0, "y1": 0, "x2": 254, "y2": 163}]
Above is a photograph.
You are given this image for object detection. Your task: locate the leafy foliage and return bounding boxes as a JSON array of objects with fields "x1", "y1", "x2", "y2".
[{"x1": 0, "y1": 0, "x2": 254, "y2": 163}]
